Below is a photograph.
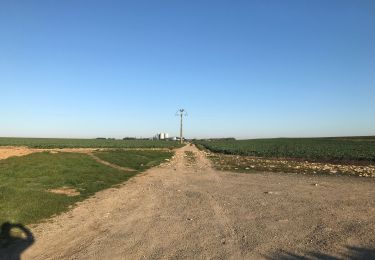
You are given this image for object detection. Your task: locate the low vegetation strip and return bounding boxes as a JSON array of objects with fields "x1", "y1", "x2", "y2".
[
  {"x1": 206, "y1": 152, "x2": 375, "y2": 177},
  {"x1": 196, "y1": 137, "x2": 375, "y2": 164},
  {"x1": 0, "y1": 137, "x2": 182, "y2": 149},
  {"x1": 0, "y1": 150, "x2": 174, "y2": 226}
]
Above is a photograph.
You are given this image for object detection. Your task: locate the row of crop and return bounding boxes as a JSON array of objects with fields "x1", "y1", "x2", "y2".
[
  {"x1": 195, "y1": 138, "x2": 375, "y2": 163},
  {"x1": 0, "y1": 138, "x2": 183, "y2": 149}
]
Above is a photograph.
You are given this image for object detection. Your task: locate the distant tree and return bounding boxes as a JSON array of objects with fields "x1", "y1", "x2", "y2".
[{"x1": 123, "y1": 137, "x2": 136, "y2": 140}]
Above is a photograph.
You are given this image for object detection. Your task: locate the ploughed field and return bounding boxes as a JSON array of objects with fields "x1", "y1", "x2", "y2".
[
  {"x1": 195, "y1": 137, "x2": 375, "y2": 177},
  {"x1": 0, "y1": 137, "x2": 182, "y2": 149}
]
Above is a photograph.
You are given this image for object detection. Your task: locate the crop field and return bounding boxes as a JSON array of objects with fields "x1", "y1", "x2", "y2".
[
  {"x1": 0, "y1": 137, "x2": 182, "y2": 149},
  {"x1": 196, "y1": 136, "x2": 375, "y2": 164},
  {"x1": 0, "y1": 150, "x2": 173, "y2": 226}
]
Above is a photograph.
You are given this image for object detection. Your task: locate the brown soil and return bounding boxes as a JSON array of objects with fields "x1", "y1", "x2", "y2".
[
  {"x1": 4, "y1": 145, "x2": 375, "y2": 259},
  {"x1": 0, "y1": 147, "x2": 38, "y2": 160},
  {"x1": 0, "y1": 147, "x2": 172, "y2": 161},
  {"x1": 48, "y1": 187, "x2": 80, "y2": 197},
  {"x1": 0, "y1": 147, "x2": 99, "y2": 160}
]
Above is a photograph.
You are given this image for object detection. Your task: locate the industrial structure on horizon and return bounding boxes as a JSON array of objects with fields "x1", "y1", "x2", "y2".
[
  {"x1": 152, "y1": 108, "x2": 187, "y2": 143},
  {"x1": 153, "y1": 133, "x2": 184, "y2": 142},
  {"x1": 154, "y1": 133, "x2": 169, "y2": 140}
]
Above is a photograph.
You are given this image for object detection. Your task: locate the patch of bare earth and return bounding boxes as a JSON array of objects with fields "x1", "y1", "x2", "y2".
[
  {"x1": 0, "y1": 146, "x2": 38, "y2": 160},
  {"x1": 0, "y1": 147, "x2": 99, "y2": 160},
  {"x1": 0, "y1": 147, "x2": 175, "y2": 161},
  {"x1": 10, "y1": 144, "x2": 373, "y2": 259},
  {"x1": 47, "y1": 187, "x2": 80, "y2": 197}
]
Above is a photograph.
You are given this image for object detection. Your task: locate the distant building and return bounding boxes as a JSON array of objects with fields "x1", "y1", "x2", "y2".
[{"x1": 155, "y1": 133, "x2": 169, "y2": 140}]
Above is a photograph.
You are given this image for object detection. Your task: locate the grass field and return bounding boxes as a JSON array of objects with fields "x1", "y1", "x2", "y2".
[
  {"x1": 94, "y1": 150, "x2": 173, "y2": 171},
  {"x1": 196, "y1": 136, "x2": 375, "y2": 163},
  {"x1": 0, "y1": 150, "x2": 173, "y2": 225},
  {"x1": 0, "y1": 137, "x2": 182, "y2": 149}
]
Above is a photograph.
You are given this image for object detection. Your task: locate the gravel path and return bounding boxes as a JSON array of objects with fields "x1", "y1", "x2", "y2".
[{"x1": 12, "y1": 145, "x2": 375, "y2": 259}]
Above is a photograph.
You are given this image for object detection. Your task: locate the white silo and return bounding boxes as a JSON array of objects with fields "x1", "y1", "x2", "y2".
[
  {"x1": 159, "y1": 133, "x2": 165, "y2": 140},
  {"x1": 165, "y1": 133, "x2": 169, "y2": 139}
]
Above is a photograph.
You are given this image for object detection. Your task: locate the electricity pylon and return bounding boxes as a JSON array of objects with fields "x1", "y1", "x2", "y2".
[{"x1": 176, "y1": 109, "x2": 187, "y2": 144}]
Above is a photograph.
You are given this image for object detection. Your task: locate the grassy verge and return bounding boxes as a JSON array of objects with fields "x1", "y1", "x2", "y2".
[
  {"x1": 0, "y1": 150, "x2": 174, "y2": 226},
  {"x1": 94, "y1": 150, "x2": 173, "y2": 171}
]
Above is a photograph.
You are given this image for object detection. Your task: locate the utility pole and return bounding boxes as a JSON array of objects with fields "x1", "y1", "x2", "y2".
[{"x1": 176, "y1": 109, "x2": 187, "y2": 144}]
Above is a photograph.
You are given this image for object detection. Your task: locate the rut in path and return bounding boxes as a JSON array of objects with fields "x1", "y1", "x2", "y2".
[{"x1": 87, "y1": 153, "x2": 136, "y2": 172}]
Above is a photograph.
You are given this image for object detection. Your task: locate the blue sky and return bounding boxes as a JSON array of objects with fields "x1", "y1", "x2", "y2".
[{"x1": 1, "y1": 0, "x2": 374, "y2": 139}]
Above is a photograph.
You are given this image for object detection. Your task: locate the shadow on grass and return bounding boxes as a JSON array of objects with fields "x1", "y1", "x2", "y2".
[
  {"x1": 0, "y1": 222, "x2": 34, "y2": 260},
  {"x1": 265, "y1": 246, "x2": 375, "y2": 260}
]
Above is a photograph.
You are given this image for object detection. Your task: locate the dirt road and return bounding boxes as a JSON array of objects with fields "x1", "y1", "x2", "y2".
[{"x1": 15, "y1": 145, "x2": 375, "y2": 259}]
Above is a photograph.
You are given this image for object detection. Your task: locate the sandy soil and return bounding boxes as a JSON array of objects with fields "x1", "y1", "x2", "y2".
[
  {"x1": 0, "y1": 147, "x2": 39, "y2": 160},
  {"x1": 0, "y1": 147, "x2": 99, "y2": 160},
  {"x1": 0, "y1": 147, "x2": 173, "y2": 161},
  {"x1": 47, "y1": 187, "x2": 80, "y2": 197},
  {"x1": 3, "y1": 145, "x2": 375, "y2": 259}
]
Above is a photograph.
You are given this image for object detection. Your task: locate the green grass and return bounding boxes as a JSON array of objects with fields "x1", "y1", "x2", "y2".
[
  {"x1": 195, "y1": 136, "x2": 375, "y2": 163},
  {"x1": 0, "y1": 137, "x2": 182, "y2": 149},
  {"x1": 0, "y1": 150, "x2": 173, "y2": 225},
  {"x1": 94, "y1": 150, "x2": 173, "y2": 171}
]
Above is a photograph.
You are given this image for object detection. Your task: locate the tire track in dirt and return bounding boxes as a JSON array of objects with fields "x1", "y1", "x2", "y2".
[
  {"x1": 204, "y1": 153, "x2": 243, "y2": 251},
  {"x1": 87, "y1": 153, "x2": 136, "y2": 172},
  {"x1": 185, "y1": 147, "x2": 243, "y2": 257}
]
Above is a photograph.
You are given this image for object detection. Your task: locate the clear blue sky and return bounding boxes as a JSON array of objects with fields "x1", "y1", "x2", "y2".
[{"x1": 1, "y1": 0, "x2": 374, "y2": 139}]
